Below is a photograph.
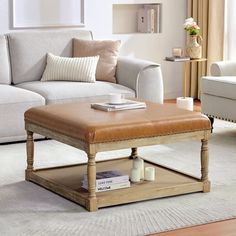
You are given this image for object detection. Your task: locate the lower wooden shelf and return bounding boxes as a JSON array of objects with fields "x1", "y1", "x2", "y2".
[{"x1": 28, "y1": 157, "x2": 204, "y2": 209}]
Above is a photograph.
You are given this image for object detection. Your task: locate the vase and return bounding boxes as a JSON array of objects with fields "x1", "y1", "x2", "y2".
[{"x1": 186, "y1": 35, "x2": 202, "y2": 59}]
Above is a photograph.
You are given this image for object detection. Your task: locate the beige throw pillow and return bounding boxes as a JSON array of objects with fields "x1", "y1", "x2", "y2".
[
  {"x1": 41, "y1": 53, "x2": 99, "y2": 83},
  {"x1": 73, "y1": 39, "x2": 121, "y2": 83}
]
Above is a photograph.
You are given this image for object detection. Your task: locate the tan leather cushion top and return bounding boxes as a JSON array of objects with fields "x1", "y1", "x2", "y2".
[
  {"x1": 25, "y1": 101, "x2": 211, "y2": 144},
  {"x1": 73, "y1": 39, "x2": 121, "y2": 83}
]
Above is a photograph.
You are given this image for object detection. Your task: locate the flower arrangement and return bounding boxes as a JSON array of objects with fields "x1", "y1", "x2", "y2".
[{"x1": 184, "y1": 18, "x2": 200, "y2": 36}]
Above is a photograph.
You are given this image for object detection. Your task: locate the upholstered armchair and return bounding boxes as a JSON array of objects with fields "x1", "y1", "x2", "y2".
[{"x1": 201, "y1": 61, "x2": 236, "y2": 123}]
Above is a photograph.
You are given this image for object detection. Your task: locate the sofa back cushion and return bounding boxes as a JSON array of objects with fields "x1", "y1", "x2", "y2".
[
  {"x1": 0, "y1": 35, "x2": 11, "y2": 84},
  {"x1": 7, "y1": 29, "x2": 92, "y2": 85}
]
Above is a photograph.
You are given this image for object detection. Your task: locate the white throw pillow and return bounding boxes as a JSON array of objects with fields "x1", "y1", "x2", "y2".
[{"x1": 41, "y1": 53, "x2": 99, "y2": 82}]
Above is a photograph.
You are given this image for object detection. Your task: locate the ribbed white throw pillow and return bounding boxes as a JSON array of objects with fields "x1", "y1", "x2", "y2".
[{"x1": 41, "y1": 53, "x2": 99, "y2": 82}]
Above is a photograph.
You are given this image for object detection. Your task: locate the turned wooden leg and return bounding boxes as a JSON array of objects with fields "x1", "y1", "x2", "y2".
[
  {"x1": 86, "y1": 153, "x2": 97, "y2": 211},
  {"x1": 25, "y1": 130, "x2": 34, "y2": 181},
  {"x1": 130, "y1": 147, "x2": 138, "y2": 159},
  {"x1": 201, "y1": 139, "x2": 210, "y2": 192}
]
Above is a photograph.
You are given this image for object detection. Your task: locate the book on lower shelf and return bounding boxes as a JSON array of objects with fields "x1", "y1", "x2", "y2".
[
  {"x1": 165, "y1": 56, "x2": 190, "y2": 62},
  {"x1": 82, "y1": 170, "x2": 130, "y2": 192},
  {"x1": 82, "y1": 181, "x2": 131, "y2": 192},
  {"x1": 91, "y1": 99, "x2": 146, "y2": 112}
]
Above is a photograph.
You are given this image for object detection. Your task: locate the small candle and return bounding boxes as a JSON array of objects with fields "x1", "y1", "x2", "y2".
[
  {"x1": 145, "y1": 167, "x2": 155, "y2": 181},
  {"x1": 176, "y1": 97, "x2": 193, "y2": 111},
  {"x1": 133, "y1": 158, "x2": 144, "y2": 179},
  {"x1": 131, "y1": 168, "x2": 141, "y2": 182},
  {"x1": 172, "y1": 48, "x2": 182, "y2": 57}
]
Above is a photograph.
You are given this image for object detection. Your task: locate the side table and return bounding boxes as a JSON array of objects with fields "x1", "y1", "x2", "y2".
[{"x1": 166, "y1": 58, "x2": 207, "y2": 110}]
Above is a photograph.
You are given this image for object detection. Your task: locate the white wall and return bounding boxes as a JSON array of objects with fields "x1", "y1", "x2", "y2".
[
  {"x1": 0, "y1": 0, "x2": 10, "y2": 33},
  {"x1": 0, "y1": 0, "x2": 187, "y2": 99}
]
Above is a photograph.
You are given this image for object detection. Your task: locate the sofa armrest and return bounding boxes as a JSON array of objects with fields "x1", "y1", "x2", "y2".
[
  {"x1": 211, "y1": 61, "x2": 236, "y2": 76},
  {"x1": 116, "y1": 56, "x2": 164, "y2": 104}
]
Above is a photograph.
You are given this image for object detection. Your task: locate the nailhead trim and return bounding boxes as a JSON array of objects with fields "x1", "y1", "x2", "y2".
[
  {"x1": 28, "y1": 121, "x2": 211, "y2": 145},
  {"x1": 205, "y1": 114, "x2": 236, "y2": 123}
]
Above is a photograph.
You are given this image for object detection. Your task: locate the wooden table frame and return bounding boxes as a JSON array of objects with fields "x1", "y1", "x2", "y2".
[{"x1": 25, "y1": 122, "x2": 211, "y2": 212}]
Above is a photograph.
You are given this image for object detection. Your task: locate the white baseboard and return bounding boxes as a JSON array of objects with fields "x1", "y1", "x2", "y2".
[{"x1": 164, "y1": 91, "x2": 182, "y2": 100}]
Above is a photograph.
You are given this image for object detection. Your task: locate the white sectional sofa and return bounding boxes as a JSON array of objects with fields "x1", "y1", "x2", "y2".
[
  {"x1": 0, "y1": 29, "x2": 164, "y2": 143},
  {"x1": 201, "y1": 61, "x2": 236, "y2": 123}
]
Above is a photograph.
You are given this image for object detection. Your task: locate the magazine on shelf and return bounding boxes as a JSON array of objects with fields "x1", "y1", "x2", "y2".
[
  {"x1": 82, "y1": 181, "x2": 131, "y2": 192},
  {"x1": 165, "y1": 56, "x2": 190, "y2": 62},
  {"x1": 83, "y1": 170, "x2": 129, "y2": 186},
  {"x1": 91, "y1": 99, "x2": 146, "y2": 112}
]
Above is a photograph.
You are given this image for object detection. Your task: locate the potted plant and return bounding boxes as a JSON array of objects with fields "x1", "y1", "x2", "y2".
[{"x1": 184, "y1": 17, "x2": 202, "y2": 59}]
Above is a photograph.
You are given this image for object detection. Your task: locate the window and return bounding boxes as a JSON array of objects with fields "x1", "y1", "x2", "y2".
[{"x1": 224, "y1": 0, "x2": 236, "y2": 60}]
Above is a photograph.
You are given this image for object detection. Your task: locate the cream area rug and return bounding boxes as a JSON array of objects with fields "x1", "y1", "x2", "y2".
[{"x1": 0, "y1": 119, "x2": 236, "y2": 236}]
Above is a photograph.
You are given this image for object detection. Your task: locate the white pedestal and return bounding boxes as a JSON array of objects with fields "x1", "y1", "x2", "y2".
[{"x1": 176, "y1": 97, "x2": 194, "y2": 111}]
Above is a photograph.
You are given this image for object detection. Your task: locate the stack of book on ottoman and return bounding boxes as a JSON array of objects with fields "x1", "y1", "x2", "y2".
[
  {"x1": 91, "y1": 99, "x2": 146, "y2": 112},
  {"x1": 82, "y1": 170, "x2": 130, "y2": 192}
]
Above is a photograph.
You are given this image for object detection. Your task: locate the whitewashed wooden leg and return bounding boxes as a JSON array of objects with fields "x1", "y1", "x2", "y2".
[
  {"x1": 201, "y1": 139, "x2": 210, "y2": 192},
  {"x1": 86, "y1": 153, "x2": 98, "y2": 211},
  {"x1": 25, "y1": 130, "x2": 34, "y2": 181}
]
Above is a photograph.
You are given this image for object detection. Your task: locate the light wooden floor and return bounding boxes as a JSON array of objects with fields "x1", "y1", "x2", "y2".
[
  {"x1": 151, "y1": 99, "x2": 235, "y2": 235},
  {"x1": 149, "y1": 219, "x2": 236, "y2": 236}
]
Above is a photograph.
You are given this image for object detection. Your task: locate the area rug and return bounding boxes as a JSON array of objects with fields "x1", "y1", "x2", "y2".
[{"x1": 0, "y1": 119, "x2": 236, "y2": 236}]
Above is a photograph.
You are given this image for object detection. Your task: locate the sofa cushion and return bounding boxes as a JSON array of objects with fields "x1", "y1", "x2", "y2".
[
  {"x1": 7, "y1": 29, "x2": 93, "y2": 85},
  {"x1": 0, "y1": 85, "x2": 45, "y2": 143},
  {"x1": 0, "y1": 35, "x2": 11, "y2": 84},
  {"x1": 201, "y1": 76, "x2": 236, "y2": 100},
  {"x1": 16, "y1": 81, "x2": 135, "y2": 104},
  {"x1": 41, "y1": 53, "x2": 99, "y2": 83},
  {"x1": 73, "y1": 39, "x2": 121, "y2": 83}
]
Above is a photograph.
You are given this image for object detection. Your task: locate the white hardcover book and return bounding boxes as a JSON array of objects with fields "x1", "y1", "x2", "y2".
[
  {"x1": 146, "y1": 8, "x2": 155, "y2": 33},
  {"x1": 91, "y1": 99, "x2": 146, "y2": 112},
  {"x1": 156, "y1": 4, "x2": 161, "y2": 33},
  {"x1": 83, "y1": 170, "x2": 129, "y2": 186},
  {"x1": 82, "y1": 181, "x2": 131, "y2": 192},
  {"x1": 137, "y1": 8, "x2": 147, "y2": 33},
  {"x1": 144, "y1": 4, "x2": 161, "y2": 33}
]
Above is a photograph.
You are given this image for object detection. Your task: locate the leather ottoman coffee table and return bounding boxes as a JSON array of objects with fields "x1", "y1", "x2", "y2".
[{"x1": 24, "y1": 101, "x2": 211, "y2": 212}]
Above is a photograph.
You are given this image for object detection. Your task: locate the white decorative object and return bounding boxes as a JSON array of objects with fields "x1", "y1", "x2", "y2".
[
  {"x1": 144, "y1": 167, "x2": 155, "y2": 181},
  {"x1": 133, "y1": 158, "x2": 144, "y2": 179},
  {"x1": 137, "y1": 8, "x2": 147, "y2": 33},
  {"x1": 109, "y1": 93, "x2": 123, "y2": 104},
  {"x1": 41, "y1": 53, "x2": 99, "y2": 83},
  {"x1": 177, "y1": 97, "x2": 194, "y2": 111},
  {"x1": 12, "y1": 0, "x2": 84, "y2": 28},
  {"x1": 130, "y1": 168, "x2": 141, "y2": 182},
  {"x1": 137, "y1": 8, "x2": 155, "y2": 33}
]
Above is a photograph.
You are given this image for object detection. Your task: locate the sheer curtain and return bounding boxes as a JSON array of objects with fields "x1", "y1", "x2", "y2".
[
  {"x1": 225, "y1": 0, "x2": 236, "y2": 60},
  {"x1": 186, "y1": 0, "x2": 225, "y2": 99}
]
